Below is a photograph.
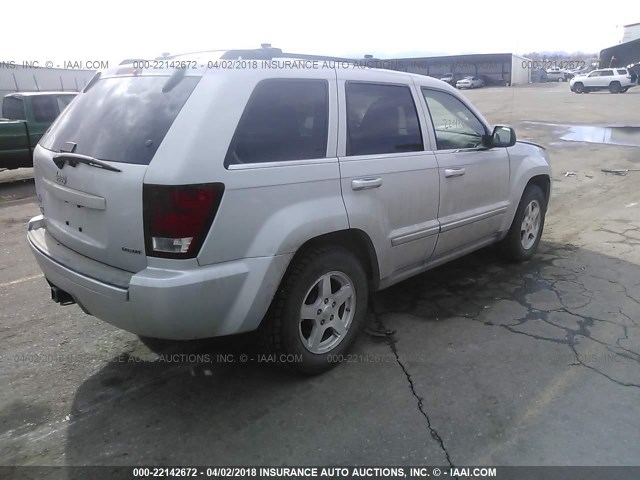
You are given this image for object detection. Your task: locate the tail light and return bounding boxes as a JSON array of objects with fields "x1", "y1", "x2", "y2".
[{"x1": 143, "y1": 183, "x2": 224, "y2": 259}]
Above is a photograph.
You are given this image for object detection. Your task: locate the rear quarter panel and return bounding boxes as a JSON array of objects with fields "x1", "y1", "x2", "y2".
[{"x1": 143, "y1": 67, "x2": 348, "y2": 265}]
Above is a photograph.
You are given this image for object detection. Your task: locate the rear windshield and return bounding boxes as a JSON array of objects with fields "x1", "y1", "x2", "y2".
[{"x1": 40, "y1": 75, "x2": 200, "y2": 165}]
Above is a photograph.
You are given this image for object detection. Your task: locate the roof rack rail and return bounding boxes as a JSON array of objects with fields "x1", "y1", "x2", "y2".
[
  {"x1": 219, "y1": 47, "x2": 359, "y2": 64},
  {"x1": 122, "y1": 47, "x2": 367, "y2": 66},
  {"x1": 220, "y1": 48, "x2": 284, "y2": 60},
  {"x1": 278, "y1": 52, "x2": 360, "y2": 63}
]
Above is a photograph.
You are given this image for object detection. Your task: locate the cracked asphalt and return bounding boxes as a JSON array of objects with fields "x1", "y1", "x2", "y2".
[{"x1": 1, "y1": 83, "x2": 639, "y2": 472}]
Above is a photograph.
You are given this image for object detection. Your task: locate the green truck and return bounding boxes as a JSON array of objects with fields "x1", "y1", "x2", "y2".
[{"x1": 0, "y1": 92, "x2": 77, "y2": 170}]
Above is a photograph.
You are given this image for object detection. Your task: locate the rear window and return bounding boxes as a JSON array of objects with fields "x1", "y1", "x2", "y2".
[
  {"x1": 2, "y1": 97, "x2": 25, "y2": 120},
  {"x1": 346, "y1": 83, "x2": 423, "y2": 156},
  {"x1": 40, "y1": 75, "x2": 200, "y2": 165},
  {"x1": 225, "y1": 79, "x2": 328, "y2": 166}
]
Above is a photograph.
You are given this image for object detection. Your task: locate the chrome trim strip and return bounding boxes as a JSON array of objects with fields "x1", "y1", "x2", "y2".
[
  {"x1": 440, "y1": 206, "x2": 507, "y2": 233},
  {"x1": 391, "y1": 225, "x2": 440, "y2": 246},
  {"x1": 42, "y1": 177, "x2": 106, "y2": 210}
]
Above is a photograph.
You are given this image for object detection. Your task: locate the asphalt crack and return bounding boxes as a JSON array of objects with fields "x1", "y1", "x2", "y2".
[
  {"x1": 372, "y1": 244, "x2": 640, "y2": 394},
  {"x1": 368, "y1": 303, "x2": 456, "y2": 470}
]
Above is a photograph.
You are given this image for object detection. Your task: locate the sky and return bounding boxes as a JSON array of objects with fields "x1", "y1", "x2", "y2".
[{"x1": 3, "y1": 0, "x2": 636, "y2": 65}]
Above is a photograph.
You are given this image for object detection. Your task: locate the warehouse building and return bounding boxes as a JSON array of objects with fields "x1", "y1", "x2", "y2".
[
  {"x1": 0, "y1": 63, "x2": 95, "y2": 99},
  {"x1": 369, "y1": 53, "x2": 532, "y2": 86},
  {"x1": 600, "y1": 22, "x2": 640, "y2": 68},
  {"x1": 253, "y1": 48, "x2": 532, "y2": 86}
]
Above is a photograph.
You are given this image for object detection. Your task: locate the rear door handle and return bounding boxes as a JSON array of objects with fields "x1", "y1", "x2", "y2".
[
  {"x1": 444, "y1": 168, "x2": 466, "y2": 178},
  {"x1": 352, "y1": 177, "x2": 383, "y2": 190}
]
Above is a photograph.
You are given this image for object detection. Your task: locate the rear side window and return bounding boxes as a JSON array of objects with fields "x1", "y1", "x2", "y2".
[
  {"x1": 31, "y1": 96, "x2": 60, "y2": 123},
  {"x1": 616, "y1": 69, "x2": 628, "y2": 75},
  {"x1": 40, "y1": 75, "x2": 200, "y2": 165},
  {"x1": 346, "y1": 83, "x2": 423, "y2": 156},
  {"x1": 2, "y1": 97, "x2": 25, "y2": 120},
  {"x1": 225, "y1": 79, "x2": 328, "y2": 166}
]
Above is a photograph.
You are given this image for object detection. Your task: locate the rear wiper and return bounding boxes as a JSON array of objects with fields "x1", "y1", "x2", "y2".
[{"x1": 52, "y1": 152, "x2": 121, "y2": 172}]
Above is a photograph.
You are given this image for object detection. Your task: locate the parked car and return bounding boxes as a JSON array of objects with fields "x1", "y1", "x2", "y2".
[
  {"x1": 570, "y1": 68, "x2": 635, "y2": 93},
  {"x1": 545, "y1": 69, "x2": 565, "y2": 82},
  {"x1": 531, "y1": 69, "x2": 548, "y2": 83},
  {"x1": 439, "y1": 73, "x2": 460, "y2": 86},
  {"x1": 27, "y1": 48, "x2": 551, "y2": 374},
  {"x1": 627, "y1": 63, "x2": 640, "y2": 84},
  {"x1": 456, "y1": 76, "x2": 484, "y2": 89},
  {"x1": 0, "y1": 92, "x2": 77, "y2": 169}
]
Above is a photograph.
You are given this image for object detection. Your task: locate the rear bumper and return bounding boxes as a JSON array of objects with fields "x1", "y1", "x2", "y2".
[{"x1": 27, "y1": 215, "x2": 292, "y2": 339}]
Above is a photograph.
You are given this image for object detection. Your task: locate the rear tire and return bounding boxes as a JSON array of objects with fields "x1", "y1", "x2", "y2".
[
  {"x1": 609, "y1": 81, "x2": 622, "y2": 93},
  {"x1": 500, "y1": 185, "x2": 547, "y2": 262},
  {"x1": 260, "y1": 246, "x2": 369, "y2": 375}
]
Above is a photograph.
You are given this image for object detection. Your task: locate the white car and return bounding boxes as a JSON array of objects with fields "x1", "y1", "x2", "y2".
[
  {"x1": 456, "y1": 76, "x2": 484, "y2": 89},
  {"x1": 570, "y1": 68, "x2": 635, "y2": 93}
]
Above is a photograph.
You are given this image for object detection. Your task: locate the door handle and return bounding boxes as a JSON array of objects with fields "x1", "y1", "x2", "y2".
[
  {"x1": 352, "y1": 177, "x2": 383, "y2": 190},
  {"x1": 444, "y1": 168, "x2": 466, "y2": 178}
]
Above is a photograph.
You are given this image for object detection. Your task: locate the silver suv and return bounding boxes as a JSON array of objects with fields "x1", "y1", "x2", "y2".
[{"x1": 27, "y1": 48, "x2": 551, "y2": 374}]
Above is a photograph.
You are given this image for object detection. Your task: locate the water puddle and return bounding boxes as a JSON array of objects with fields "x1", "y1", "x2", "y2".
[
  {"x1": 523, "y1": 122, "x2": 640, "y2": 147},
  {"x1": 562, "y1": 125, "x2": 640, "y2": 147}
]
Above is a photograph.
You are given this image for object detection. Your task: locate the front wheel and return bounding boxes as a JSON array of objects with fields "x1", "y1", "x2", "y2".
[
  {"x1": 573, "y1": 82, "x2": 584, "y2": 93},
  {"x1": 261, "y1": 246, "x2": 369, "y2": 375},
  {"x1": 500, "y1": 185, "x2": 547, "y2": 262}
]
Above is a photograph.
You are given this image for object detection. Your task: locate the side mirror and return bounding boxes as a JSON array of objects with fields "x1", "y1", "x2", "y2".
[{"x1": 488, "y1": 125, "x2": 516, "y2": 148}]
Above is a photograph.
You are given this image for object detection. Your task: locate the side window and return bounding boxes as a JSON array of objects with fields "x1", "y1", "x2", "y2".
[
  {"x1": 345, "y1": 83, "x2": 423, "y2": 156},
  {"x1": 31, "y1": 96, "x2": 60, "y2": 122},
  {"x1": 601, "y1": 70, "x2": 614, "y2": 77},
  {"x1": 2, "y1": 97, "x2": 25, "y2": 120},
  {"x1": 225, "y1": 79, "x2": 328, "y2": 166},
  {"x1": 421, "y1": 89, "x2": 486, "y2": 150}
]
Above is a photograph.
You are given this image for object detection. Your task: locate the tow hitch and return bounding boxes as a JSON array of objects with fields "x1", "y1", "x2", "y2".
[{"x1": 50, "y1": 284, "x2": 75, "y2": 306}]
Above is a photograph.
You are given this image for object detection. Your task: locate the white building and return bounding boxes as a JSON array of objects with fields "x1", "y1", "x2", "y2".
[{"x1": 621, "y1": 22, "x2": 640, "y2": 43}]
